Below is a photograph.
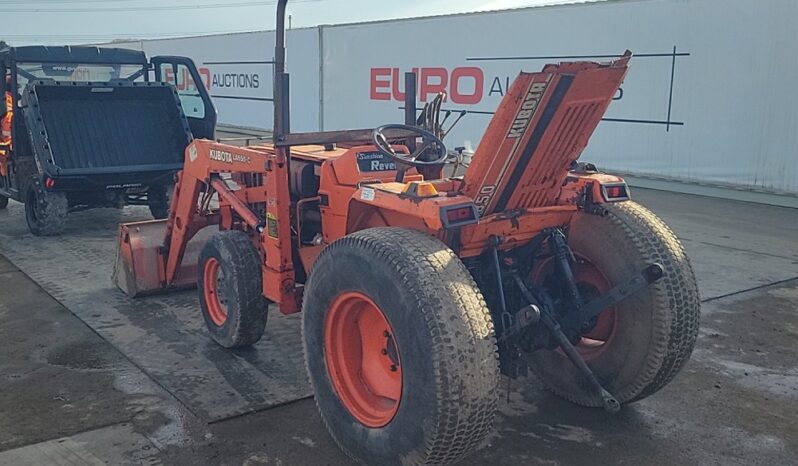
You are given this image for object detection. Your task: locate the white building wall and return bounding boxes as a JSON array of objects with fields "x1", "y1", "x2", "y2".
[
  {"x1": 106, "y1": 29, "x2": 321, "y2": 132},
  {"x1": 322, "y1": 0, "x2": 798, "y2": 194}
]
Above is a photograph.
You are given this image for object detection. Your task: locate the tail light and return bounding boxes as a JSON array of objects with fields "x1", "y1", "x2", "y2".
[
  {"x1": 441, "y1": 204, "x2": 479, "y2": 228},
  {"x1": 600, "y1": 182, "x2": 630, "y2": 202}
]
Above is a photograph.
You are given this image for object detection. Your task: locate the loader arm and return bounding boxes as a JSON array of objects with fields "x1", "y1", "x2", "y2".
[
  {"x1": 161, "y1": 140, "x2": 272, "y2": 287},
  {"x1": 115, "y1": 139, "x2": 298, "y2": 313},
  {"x1": 167, "y1": 139, "x2": 297, "y2": 311}
]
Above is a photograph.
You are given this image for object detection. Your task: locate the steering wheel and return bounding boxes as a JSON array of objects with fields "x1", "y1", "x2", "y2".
[{"x1": 372, "y1": 124, "x2": 448, "y2": 168}]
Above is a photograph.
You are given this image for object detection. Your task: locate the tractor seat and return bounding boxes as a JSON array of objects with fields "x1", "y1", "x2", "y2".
[
  {"x1": 290, "y1": 160, "x2": 320, "y2": 199},
  {"x1": 288, "y1": 144, "x2": 346, "y2": 199}
]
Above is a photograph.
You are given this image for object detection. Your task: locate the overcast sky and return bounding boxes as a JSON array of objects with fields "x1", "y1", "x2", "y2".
[{"x1": 1, "y1": 0, "x2": 586, "y2": 45}]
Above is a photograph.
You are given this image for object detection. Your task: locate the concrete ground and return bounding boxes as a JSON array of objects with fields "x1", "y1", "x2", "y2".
[{"x1": 0, "y1": 188, "x2": 796, "y2": 465}]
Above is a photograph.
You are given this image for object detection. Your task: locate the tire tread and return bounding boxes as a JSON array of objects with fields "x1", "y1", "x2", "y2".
[
  {"x1": 26, "y1": 185, "x2": 67, "y2": 236},
  {"x1": 199, "y1": 230, "x2": 266, "y2": 348},
  {"x1": 304, "y1": 227, "x2": 500, "y2": 465},
  {"x1": 532, "y1": 200, "x2": 700, "y2": 406}
]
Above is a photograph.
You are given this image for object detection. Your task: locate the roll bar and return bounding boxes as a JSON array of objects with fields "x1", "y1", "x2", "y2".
[
  {"x1": 275, "y1": 0, "x2": 287, "y2": 77},
  {"x1": 271, "y1": 0, "x2": 417, "y2": 147},
  {"x1": 273, "y1": 0, "x2": 289, "y2": 139}
]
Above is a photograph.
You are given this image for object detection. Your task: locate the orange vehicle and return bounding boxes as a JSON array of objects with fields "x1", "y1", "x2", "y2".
[
  {"x1": 0, "y1": 74, "x2": 12, "y2": 182},
  {"x1": 114, "y1": 1, "x2": 700, "y2": 463}
]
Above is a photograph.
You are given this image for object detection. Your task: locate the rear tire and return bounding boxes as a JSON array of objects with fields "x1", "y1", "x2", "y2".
[
  {"x1": 0, "y1": 195, "x2": 8, "y2": 209},
  {"x1": 303, "y1": 227, "x2": 499, "y2": 466},
  {"x1": 198, "y1": 230, "x2": 267, "y2": 348},
  {"x1": 147, "y1": 184, "x2": 172, "y2": 220},
  {"x1": 528, "y1": 200, "x2": 700, "y2": 407},
  {"x1": 25, "y1": 184, "x2": 68, "y2": 236}
]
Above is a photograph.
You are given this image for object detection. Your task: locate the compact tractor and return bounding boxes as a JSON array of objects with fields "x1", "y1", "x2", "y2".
[{"x1": 114, "y1": 1, "x2": 700, "y2": 464}]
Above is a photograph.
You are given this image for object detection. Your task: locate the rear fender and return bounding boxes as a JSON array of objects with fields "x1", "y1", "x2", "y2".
[
  {"x1": 345, "y1": 185, "x2": 477, "y2": 235},
  {"x1": 346, "y1": 199, "x2": 433, "y2": 235},
  {"x1": 558, "y1": 172, "x2": 630, "y2": 206}
]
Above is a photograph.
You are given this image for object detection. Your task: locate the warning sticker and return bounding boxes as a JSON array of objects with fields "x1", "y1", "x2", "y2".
[
  {"x1": 360, "y1": 187, "x2": 375, "y2": 201},
  {"x1": 267, "y1": 212, "x2": 279, "y2": 238}
]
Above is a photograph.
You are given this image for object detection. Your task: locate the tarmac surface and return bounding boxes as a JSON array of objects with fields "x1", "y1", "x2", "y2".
[
  {"x1": 0, "y1": 204, "x2": 309, "y2": 422},
  {"x1": 0, "y1": 187, "x2": 796, "y2": 465}
]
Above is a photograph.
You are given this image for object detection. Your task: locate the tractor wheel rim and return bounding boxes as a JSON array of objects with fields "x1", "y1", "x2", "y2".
[
  {"x1": 570, "y1": 257, "x2": 617, "y2": 360},
  {"x1": 324, "y1": 291, "x2": 402, "y2": 428},
  {"x1": 532, "y1": 254, "x2": 617, "y2": 361},
  {"x1": 203, "y1": 258, "x2": 228, "y2": 326}
]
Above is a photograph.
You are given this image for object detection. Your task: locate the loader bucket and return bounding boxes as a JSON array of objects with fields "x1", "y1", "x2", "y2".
[{"x1": 113, "y1": 219, "x2": 214, "y2": 297}]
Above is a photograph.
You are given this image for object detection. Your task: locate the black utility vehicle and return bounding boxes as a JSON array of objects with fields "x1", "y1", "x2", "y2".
[{"x1": 0, "y1": 46, "x2": 215, "y2": 235}]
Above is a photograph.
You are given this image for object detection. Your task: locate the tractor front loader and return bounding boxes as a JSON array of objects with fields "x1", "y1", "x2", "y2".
[{"x1": 113, "y1": 1, "x2": 700, "y2": 464}]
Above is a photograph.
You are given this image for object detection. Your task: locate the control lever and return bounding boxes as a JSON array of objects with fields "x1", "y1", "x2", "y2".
[
  {"x1": 450, "y1": 146, "x2": 468, "y2": 176},
  {"x1": 439, "y1": 109, "x2": 453, "y2": 127},
  {"x1": 442, "y1": 110, "x2": 467, "y2": 138}
]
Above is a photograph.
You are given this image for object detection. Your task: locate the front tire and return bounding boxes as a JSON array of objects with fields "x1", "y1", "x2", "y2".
[
  {"x1": 198, "y1": 230, "x2": 267, "y2": 348},
  {"x1": 303, "y1": 227, "x2": 499, "y2": 466},
  {"x1": 529, "y1": 200, "x2": 700, "y2": 407},
  {"x1": 25, "y1": 184, "x2": 68, "y2": 236}
]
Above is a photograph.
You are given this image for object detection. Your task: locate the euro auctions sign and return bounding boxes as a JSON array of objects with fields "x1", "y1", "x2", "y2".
[
  {"x1": 161, "y1": 66, "x2": 261, "y2": 95},
  {"x1": 369, "y1": 67, "x2": 484, "y2": 104},
  {"x1": 367, "y1": 66, "x2": 564, "y2": 109}
]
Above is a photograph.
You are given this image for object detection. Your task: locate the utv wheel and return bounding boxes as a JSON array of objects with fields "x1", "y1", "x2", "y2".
[
  {"x1": 303, "y1": 227, "x2": 499, "y2": 466},
  {"x1": 0, "y1": 195, "x2": 8, "y2": 209},
  {"x1": 25, "y1": 185, "x2": 68, "y2": 236},
  {"x1": 198, "y1": 230, "x2": 267, "y2": 348},
  {"x1": 148, "y1": 184, "x2": 172, "y2": 220},
  {"x1": 529, "y1": 200, "x2": 700, "y2": 407}
]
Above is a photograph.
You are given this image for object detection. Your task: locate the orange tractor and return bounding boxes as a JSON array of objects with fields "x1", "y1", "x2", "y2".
[{"x1": 114, "y1": 1, "x2": 700, "y2": 463}]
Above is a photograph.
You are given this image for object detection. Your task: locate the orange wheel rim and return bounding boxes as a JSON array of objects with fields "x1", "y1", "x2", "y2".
[
  {"x1": 324, "y1": 291, "x2": 402, "y2": 428},
  {"x1": 570, "y1": 258, "x2": 616, "y2": 360},
  {"x1": 532, "y1": 254, "x2": 617, "y2": 361},
  {"x1": 203, "y1": 257, "x2": 228, "y2": 326}
]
